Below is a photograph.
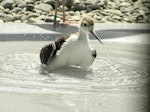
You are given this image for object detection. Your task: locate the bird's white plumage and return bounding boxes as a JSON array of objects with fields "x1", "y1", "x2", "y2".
[
  {"x1": 40, "y1": 16, "x2": 103, "y2": 69},
  {"x1": 48, "y1": 32, "x2": 95, "y2": 68}
]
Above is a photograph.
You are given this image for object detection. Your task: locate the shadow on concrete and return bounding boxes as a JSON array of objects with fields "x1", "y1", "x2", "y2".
[
  {"x1": 94, "y1": 29, "x2": 150, "y2": 39},
  {"x1": 0, "y1": 33, "x2": 62, "y2": 41},
  {"x1": 29, "y1": 23, "x2": 79, "y2": 34},
  {"x1": 30, "y1": 24, "x2": 150, "y2": 40},
  {"x1": 0, "y1": 23, "x2": 150, "y2": 41}
]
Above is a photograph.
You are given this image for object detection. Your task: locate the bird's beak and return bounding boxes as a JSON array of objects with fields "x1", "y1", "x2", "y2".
[{"x1": 90, "y1": 31, "x2": 103, "y2": 45}]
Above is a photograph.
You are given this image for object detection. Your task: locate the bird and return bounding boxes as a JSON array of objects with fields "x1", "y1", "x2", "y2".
[
  {"x1": 53, "y1": 0, "x2": 69, "y2": 26},
  {"x1": 40, "y1": 16, "x2": 103, "y2": 69}
]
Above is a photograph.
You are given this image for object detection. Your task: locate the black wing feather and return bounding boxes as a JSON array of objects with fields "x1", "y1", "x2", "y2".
[
  {"x1": 40, "y1": 34, "x2": 71, "y2": 65},
  {"x1": 40, "y1": 43, "x2": 56, "y2": 65}
]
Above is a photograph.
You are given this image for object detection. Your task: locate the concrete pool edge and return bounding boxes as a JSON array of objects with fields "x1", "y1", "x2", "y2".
[{"x1": 0, "y1": 23, "x2": 150, "y2": 44}]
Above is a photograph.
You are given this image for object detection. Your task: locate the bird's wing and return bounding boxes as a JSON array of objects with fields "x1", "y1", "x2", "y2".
[
  {"x1": 40, "y1": 34, "x2": 71, "y2": 65},
  {"x1": 55, "y1": 34, "x2": 71, "y2": 55},
  {"x1": 40, "y1": 42, "x2": 56, "y2": 65}
]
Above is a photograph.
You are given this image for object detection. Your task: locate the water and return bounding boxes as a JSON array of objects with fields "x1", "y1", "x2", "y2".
[{"x1": 0, "y1": 41, "x2": 149, "y2": 112}]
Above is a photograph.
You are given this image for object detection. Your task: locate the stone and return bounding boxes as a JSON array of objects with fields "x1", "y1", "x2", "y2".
[
  {"x1": 120, "y1": 7, "x2": 130, "y2": 13},
  {"x1": 112, "y1": 15, "x2": 122, "y2": 20},
  {"x1": 136, "y1": 15, "x2": 144, "y2": 21},
  {"x1": 1, "y1": 0, "x2": 15, "y2": 9},
  {"x1": 13, "y1": 14, "x2": 22, "y2": 20},
  {"x1": 42, "y1": 0, "x2": 55, "y2": 7},
  {"x1": 80, "y1": 10, "x2": 86, "y2": 15},
  {"x1": 4, "y1": 14, "x2": 14, "y2": 22},
  {"x1": 0, "y1": 19, "x2": 4, "y2": 23},
  {"x1": 0, "y1": 6, "x2": 4, "y2": 10},
  {"x1": 147, "y1": 17, "x2": 150, "y2": 23},
  {"x1": 44, "y1": 16, "x2": 55, "y2": 22},
  {"x1": 28, "y1": 17, "x2": 45, "y2": 23},
  {"x1": 15, "y1": 0, "x2": 26, "y2": 7},
  {"x1": 0, "y1": 13, "x2": 5, "y2": 18},
  {"x1": 132, "y1": 0, "x2": 138, "y2": 2},
  {"x1": 90, "y1": 4, "x2": 102, "y2": 10},
  {"x1": 143, "y1": 2, "x2": 150, "y2": 8},
  {"x1": 43, "y1": 0, "x2": 53, "y2": 4},
  {"x1": 75, "y1": 11, "x2": 80, "y2": 16},
  {"x1": 42, "y1": 11, "x2": 48, "y2": 15},
  {"x1": 17, "y1": 10, "x2": 25, "y2": 14},
  {"x1": 65, "y1": 0, "x2": 74, "y2": 9},
  {"x1": 26, "y1": 4, "x2": 34, "y2": 11},
  {"x1": 107, "y1": 1, "x2": 116, "y2": 9},
  {"x1": 35, "y1": 3, "x2": 53, "y2": 12},
  {"x1": 123, "y1": 17, "x2": 132, "y2": 23},
  {"x1": 140, "y1": 7, "x2": 149, "y2": 15},
  {"x1": 21, "y1": 15, "x2": 28, "y2": 21},
  {"x1": 38, "y1": 15, "x2": 46, "y2": 20},
  {"x1": 139, "y1": 9, "x2": 145, "y2": 15},
  {"x1": 27, "y1": 13, "x2": 39, "y2": 19},
  {"x1": 59, "y1": 5, "x2": 68, "y2": 12},
  {"x1": 0, "y1": 0, "x2": 148, "y2": 23},
  {"x1": 4, "y1": 8, "x2": 10, "y2": 14},
  {"x1": 95, "y1": 15, "x2": 102, "y2": 21},
  {"x1": 24, "y1": 0, "x2": 35, "y2": 4},
  {"x1": 70, "y1": 16, "x2": 80, "y2": 21},
  {"x1": 32, "y1": 9, "x2": 42, "y2": 15},
  {"x1": 67, "y1": 11, "x2": 75, "y2": 16},
  {"x1": 120, "y1": 2, "x2": 131, "y2": 7},
  {"x1": 73, "y1": 3, "x2": 85, "y2": 11},
  {"x1": 118, "y1": 0, "x2": 126, "y2": 2},
  {"x1": 13, "y1": 7, "x2": 22, "y2": 13},
  {"x1": 99, "y1": 11, "x2": 110, "y2": 16},
  {"x1": 134, "y1": 1, "x2": 143, "y2": 9},
  {"x1": 113, "y1": 10, "x2": 123, "y2": 16},
  {"x1": 86, "y1": 7, "x2": 92, "y2": 13},
  {"x1": 14, "y1": 20, "x2": 22, "y2": 22},
  {"x1": 100, "y1": 18, "x2": 107, "y2": 23},
  {"x1": 43, "y1": 0, "x2": 55, "y2": 8}
]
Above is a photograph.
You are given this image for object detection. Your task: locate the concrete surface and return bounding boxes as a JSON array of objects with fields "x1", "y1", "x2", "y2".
[
  {"x1": 0, "y1": 23, "x2": 150, "y2": 43},
  {"x1": 0, "y1": 23, "x2": 150, "y2": 112}
]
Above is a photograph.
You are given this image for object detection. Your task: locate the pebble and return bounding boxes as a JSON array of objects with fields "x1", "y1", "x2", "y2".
[
  {"x1": 27, "y1": 13, "x2": 39, "y2": 19},
  {"x1": 29, "y1": 17, "x2": 44, "y2": 23},
  {"x1": 42, "y1": 0, "x2": 55, "y2": 9},
  {"x1": 4, "y1": 14, "x2": 14, "y2": 22},
  {"x1": 15, "y1": 0, "x2": 26, "y2": 7},
  {"x1": 14, "y1": 20, "x2": 22, "y2": 23},
  {"x1": 4, "y1": 8, "x2": 10, "y2": 14},
  {"x1": 0, "y1": 19, "x2": 4, "y2": 22},
  {"x1": 67, "y1": 11, "x2": 75, "y2": 16},
  {"x1": 13, "y1": 7, "x2": 22, "y2": 13},
  {"x1": 120, "y1": 7, "x2": 131, "y2": 13},
  {"x1": 1, "y1": 0, "x2": 14, "y2": 9},
  {"x1": 44, "y1": 16, "x2": 55, "y2": 22},
  {"x1": 35, "y1": 3, "x2": 53, "y2": 12},
  {"x1": 26, "y1": 4, "x2": 34, "y2": 11},
  {"x1": 0, "y1": 0, "x2": 149, "y2": 23},
  {"x1": 25, "y1": 0, "x2": 35, "y2": 4},
  {"x1": 13, "y1": 14, "x2": 22, "y2": 20},
  {"x1": 0, "y1": 13, "x2": 5, "y2": 18}
]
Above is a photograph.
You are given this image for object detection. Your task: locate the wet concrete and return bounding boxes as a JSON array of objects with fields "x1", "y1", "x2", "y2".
[{"x1": 0, "y1": 23, "x2": 150, "y2": 112}]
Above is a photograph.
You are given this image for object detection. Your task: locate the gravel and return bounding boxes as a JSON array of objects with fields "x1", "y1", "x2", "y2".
[{"x1": 0, "y1": 0, "x2": 149, "y2": 23}]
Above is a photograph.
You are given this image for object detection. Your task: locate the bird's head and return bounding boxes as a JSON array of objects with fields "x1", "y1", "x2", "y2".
[{"x1": 80, "y1": 16, "x2": 103, "y2": 45}]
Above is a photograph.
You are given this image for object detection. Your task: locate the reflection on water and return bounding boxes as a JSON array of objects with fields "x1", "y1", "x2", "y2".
[{"x1": 0, "y1": 41, "x2": 149, "y2": 112}]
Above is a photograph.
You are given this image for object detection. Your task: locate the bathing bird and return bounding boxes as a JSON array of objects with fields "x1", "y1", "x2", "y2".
[{"x1": 40, "y1": 16, "x2": 103, "y2": 69}]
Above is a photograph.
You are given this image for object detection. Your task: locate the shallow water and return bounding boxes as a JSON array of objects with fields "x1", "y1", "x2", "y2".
[{"x1": 0, "y1": 41, "x2": 149, "y2": 112}]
